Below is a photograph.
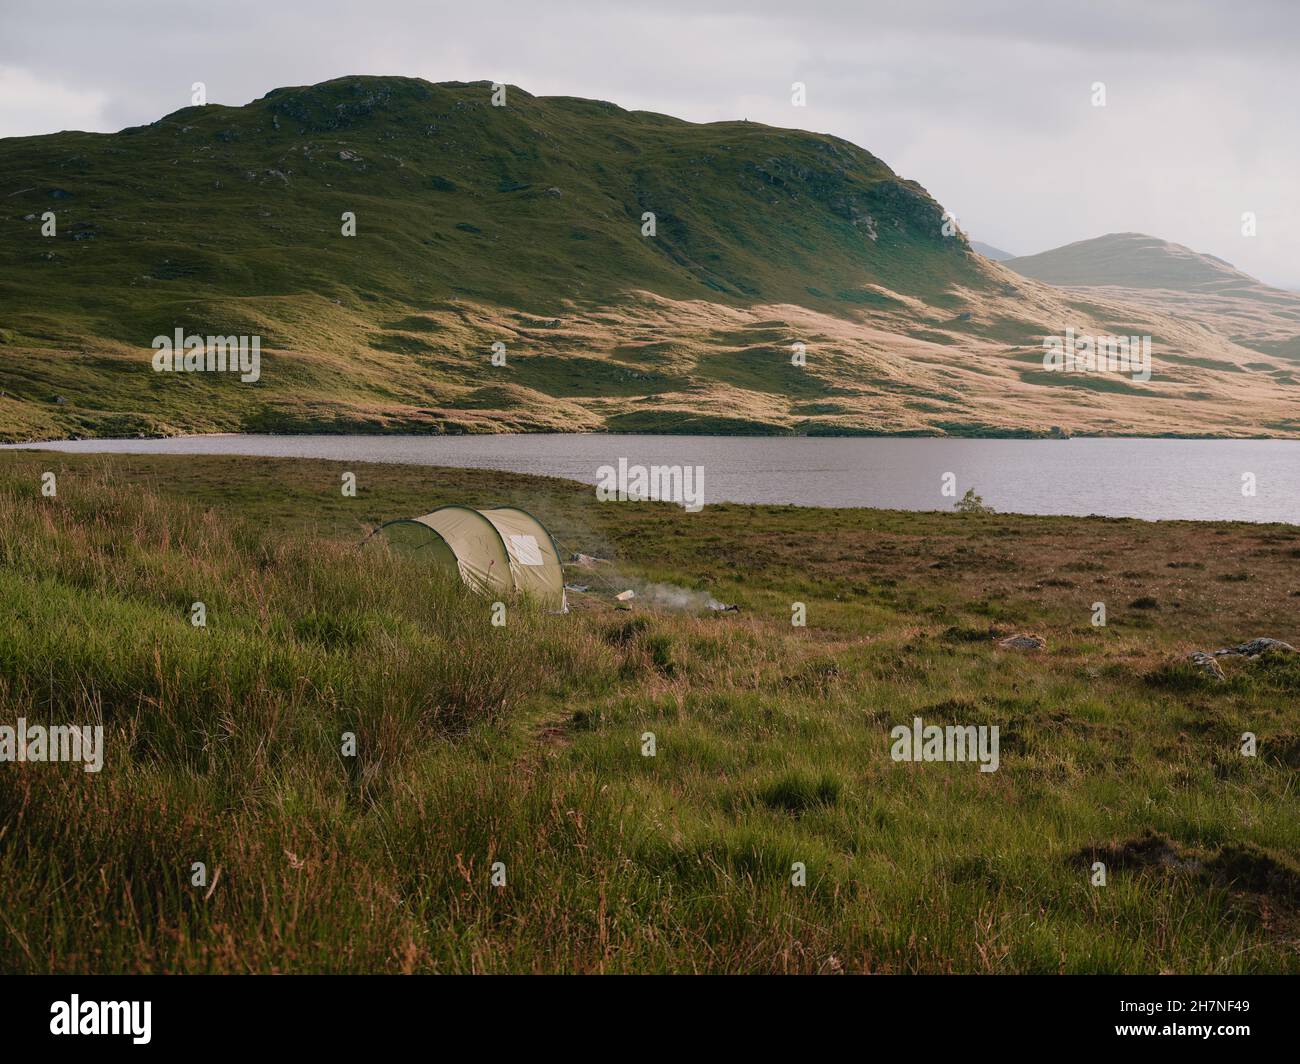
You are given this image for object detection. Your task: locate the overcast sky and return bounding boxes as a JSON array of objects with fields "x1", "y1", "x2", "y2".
[{"x1": 3, "y1": 0, "x2": 1296, "y2": 287}]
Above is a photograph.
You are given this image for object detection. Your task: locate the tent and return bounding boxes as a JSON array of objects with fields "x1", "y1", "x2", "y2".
[{"x1": 373, "y1": 505, "x2": 567, "y2": 613}]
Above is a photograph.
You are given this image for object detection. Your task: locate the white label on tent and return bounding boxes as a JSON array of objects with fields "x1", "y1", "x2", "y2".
[{"x1": 510, "y1": 534, "x2": 544, "y2": 566}]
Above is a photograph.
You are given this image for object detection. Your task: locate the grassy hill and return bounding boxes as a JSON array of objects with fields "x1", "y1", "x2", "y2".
[
  {"x1": 1005, "y1": 232, "x2": 1264, "y2": 293},
  {"x1": 2, "y1": 77, "x2": 1299, "y2": 439}
]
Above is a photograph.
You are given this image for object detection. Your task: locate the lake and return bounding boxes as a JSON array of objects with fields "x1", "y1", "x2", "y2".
[{"x1": 5, "y1": 434, "x2": 1299, "y2": 523}]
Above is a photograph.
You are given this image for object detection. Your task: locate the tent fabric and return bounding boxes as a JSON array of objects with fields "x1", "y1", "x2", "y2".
[
  {"x1": 376, "y1": 505, "x2": 567, "y2": 613},
  {"x1": 412, "y1": 506, "x2": 513, "y2": 600},
  {"x1": 480, "y1": 508, "x2": 566, "y2": 613}
]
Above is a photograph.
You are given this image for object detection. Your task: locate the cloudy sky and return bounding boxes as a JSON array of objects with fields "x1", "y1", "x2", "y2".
[{"x1": 3, "y1": 0, "x2": 1296, "y2": 286}]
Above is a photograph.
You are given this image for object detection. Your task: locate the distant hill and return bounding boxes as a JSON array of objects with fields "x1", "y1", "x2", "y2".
[
  {"x1": 1, "y1": 80, "x2": 1298, "y2": 440},
  {"x1": 971, "y1": 241, "x2": 1015, "y2": 261},
  {"x1": 1005, "y1": 232, "x2": 1300, "y2": 367},
  {"x1": 1006, "y1": 232, "x2": 1262, "y2": 293}
]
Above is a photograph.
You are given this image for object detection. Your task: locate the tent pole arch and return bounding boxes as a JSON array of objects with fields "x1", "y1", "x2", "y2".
[
  {"x1": 371, "y1": 518, "x2": 461, "y2": 572},
  {"x1": 419, "y1": 504, "x2": 514, "y2": 565},
  {"x1": 374, "y1": 517, "x2": 457, "y2": 553}
]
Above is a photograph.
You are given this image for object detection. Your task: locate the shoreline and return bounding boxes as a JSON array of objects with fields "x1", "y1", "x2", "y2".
[
  {"x1": 5, "y1": 447, "x2": 1299, "y2": 527},
  {"x1": 8, "y1": 427, "x2": 1300, "y2": 446}
]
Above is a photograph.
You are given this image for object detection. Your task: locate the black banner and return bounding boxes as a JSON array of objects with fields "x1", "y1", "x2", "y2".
[{"x1": 2, "y1": 974, "x2": 1288, "y2": 1051}]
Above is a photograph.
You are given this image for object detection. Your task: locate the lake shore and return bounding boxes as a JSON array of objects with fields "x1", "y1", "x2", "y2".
[{"x1": 7, "y1": 432, "x2": 1300, "y2": 522}]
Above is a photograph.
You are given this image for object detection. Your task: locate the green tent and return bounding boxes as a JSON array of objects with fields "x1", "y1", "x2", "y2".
[{"x1": 374, "y1": 506, "x2": 567, "y2": 613}]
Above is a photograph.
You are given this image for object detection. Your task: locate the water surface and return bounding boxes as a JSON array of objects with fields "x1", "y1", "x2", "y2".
[{"x1": 6, "y1": 434, "x2": 1298, "y2": 523}]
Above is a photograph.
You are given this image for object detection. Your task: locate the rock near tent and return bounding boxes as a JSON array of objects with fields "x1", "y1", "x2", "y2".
[{"x1": 372, "y1": 506, "x2": 568, "y2": 613}]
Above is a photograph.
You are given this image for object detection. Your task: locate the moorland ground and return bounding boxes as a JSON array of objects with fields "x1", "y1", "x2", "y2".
[{"x1": 1, "y1": 451, "x2": 1298, "y2": 973}]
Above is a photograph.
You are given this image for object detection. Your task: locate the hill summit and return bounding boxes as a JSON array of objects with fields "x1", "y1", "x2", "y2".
[{"x1": 1005, "y1": 232, "x2": 1263, "y2": 294}]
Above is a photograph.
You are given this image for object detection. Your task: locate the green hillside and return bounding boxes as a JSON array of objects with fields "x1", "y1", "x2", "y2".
[{"x1": 1, "y1": 77, "x2": 1297, "y2": 440}]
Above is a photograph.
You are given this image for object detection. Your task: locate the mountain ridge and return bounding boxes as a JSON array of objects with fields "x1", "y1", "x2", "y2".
[
  {"x1": 1, "y1": 76, "x2": 1298, "y2": 440},
  {"x1": 1006, "y1": 232, "x2": 1274, "y2": 294}
]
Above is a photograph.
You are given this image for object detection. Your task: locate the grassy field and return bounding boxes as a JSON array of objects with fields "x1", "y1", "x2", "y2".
[{"x1": 1, "y1": 450, "x2": 1298, "y2": 973}]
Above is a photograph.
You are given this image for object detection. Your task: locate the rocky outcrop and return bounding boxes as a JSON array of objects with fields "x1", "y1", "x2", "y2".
[
  {"x1": 1212, "y1": 638, "x2": 1296, "y2": 659},
  {"x1": 1185, "y1": 652, "x2": 1226, "y2": 682}
]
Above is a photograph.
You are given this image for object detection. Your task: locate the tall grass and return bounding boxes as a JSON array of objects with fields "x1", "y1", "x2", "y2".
[
  {"x1": 0, "y1": 466, "x2": 620, "y2": 971},
  {"x1": 1, "y1": 456, "x2": 1298, "y2": 973}
]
